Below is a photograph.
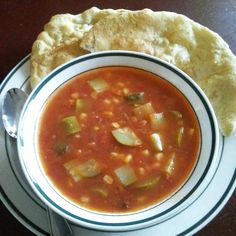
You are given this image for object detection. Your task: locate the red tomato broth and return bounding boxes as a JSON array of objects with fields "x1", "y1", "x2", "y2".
[{"x1": 38, "y1": 67, "x2": 200, "y2": 213}]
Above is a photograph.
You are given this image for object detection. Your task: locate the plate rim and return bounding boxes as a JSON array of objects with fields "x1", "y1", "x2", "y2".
[{"x1": 0, "y1": 54, "x2": 235, "y2": 235}]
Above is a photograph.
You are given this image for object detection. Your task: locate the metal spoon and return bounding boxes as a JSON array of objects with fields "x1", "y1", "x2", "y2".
[{"x1": 1, "y1": 88, "x2": 73, "y2": 236}]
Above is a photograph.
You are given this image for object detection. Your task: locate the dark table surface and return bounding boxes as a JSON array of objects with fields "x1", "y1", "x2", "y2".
[{"x1": 0, "y1": 0, "x2": 236, "y2": 235}]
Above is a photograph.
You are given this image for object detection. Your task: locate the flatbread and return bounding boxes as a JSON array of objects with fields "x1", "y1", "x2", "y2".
[
  {"x1": 80, "y1": 10, "x2": 236, "y2": 136},
  {"x1": 30, "y1": 7, "x2": 130, "y2": 89}
]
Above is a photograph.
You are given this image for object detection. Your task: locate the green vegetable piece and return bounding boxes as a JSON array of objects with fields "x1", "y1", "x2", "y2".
[
  {"x1": 75, "y1": 98, "x2": 88, "y2": 111},
  {"x1": 64, "y1": 159, "x2": 101, "y2": 180},
  {"x1": 134, "y1": 176, "x2": 161, "y2": 189},
  {"x1": 115, "y1": 165, "x2": 137, "y2": 186},
  {"x1": 124, "y1": 92, "x2": 145, "y2": 104},
  {"x1": 64, "y1": 159, "x2": 78, "y2": 171},
  {"x1": 176, "y1": 127, "x2": 184, "y2": 146},
  {"x1": 67, "y1": 168, "x2": 82, "y2": 182},
  {"x1": 150, "y1": 133, "x2": 164, "y2": 151},
  {"x1": 92, "y1": 187, "x2": 108, "y2": 197},
  {"x1": 64, "y1": 159, "x2": 81, "y2": 182},
  {"x1": 88, "y1": 78, "x2": 109, "y2": 93},
  {"x1": 149, "y1": 112, "x2": 165, "y2": 130},
  {"x1": 61, "y1": 116, "x2": 81, "y2": 135},
  {"x1": 133, "y1": 102, "x2": 155, "y2": 119},
  {"x1": 170, "y1": 110, "x2": 183, "y2": 118},
  {"x1": 54, "y1": 142, "x2": 68, "y2": 155},
  {"x1": 112, "y1": 127, "x2": 142, "y2": 146},
  {"x1": 77, "y1": 159, "x2": 101, "y2": 177}
]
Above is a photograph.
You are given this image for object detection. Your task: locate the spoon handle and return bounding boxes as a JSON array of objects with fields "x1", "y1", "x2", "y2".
[{"x1": 47, "y1": 206, "x2": 73, "y2": 236}]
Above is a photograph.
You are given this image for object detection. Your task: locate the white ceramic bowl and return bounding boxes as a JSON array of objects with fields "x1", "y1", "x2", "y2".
[{"x1": 17, "y1": 51, "x2": 220, "y2": 231}]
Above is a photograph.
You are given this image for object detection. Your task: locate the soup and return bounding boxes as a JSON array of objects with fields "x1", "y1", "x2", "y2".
[{"x1": 38, "y1": 67, "x2": 200, "y2": 213}]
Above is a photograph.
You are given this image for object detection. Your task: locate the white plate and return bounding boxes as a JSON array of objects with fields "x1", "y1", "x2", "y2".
[{"x1": 0, "y1": 55, "x2": 236, "y2": 236}]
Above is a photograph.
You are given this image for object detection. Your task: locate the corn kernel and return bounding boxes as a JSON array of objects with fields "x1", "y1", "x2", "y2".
[
  {"x1": 155, "y1": 152, "x2": 164, "y2": 161},
  {"x1": 103, "y1": 175, "x2": 113, "y2": 184},
  {"x1": 152, "y1": 162, "x2": 161, "y2": 169},
  {"x1": 69, "y1": 99, "x2": 75, "y2": 105},
  {"x1": 91, "y1": 91, "x2": 97, "y2": 99},
  {"x1": 80, "y1": 113, "x2": 87, "y2": 120},
  {"x1": 124, "y1": 154, "x2": 133, "y2": 163},
  {"x1": 81, "y1": 196, "x2": 90, "y2": 203},
  {"x1": 139, "y1": 167, "x2": 145, "y2": 175},
  {"x1": 137, "y1": 196, "x2": 147, "y2": 202},
  {"x1": 70, "y1": 92, "x2": 79, "y2": 99},
  {"x1": 113, "y1": 97, "x2": 120, "y2": 104},
  {"x1": 88, "y1": 142, "x2": 96, "y2": 147},
  {"x1": 111, "y1": 152, "x2": 119, "y2": 157},
  {"x1": 103, "y1": 111, "x2": 113, "y2": 117},
  {"x1": 111, "y1": 122, "x2": 120, "y2": 128},
  {"x1": 123, "y1": 87, "x2": 129, "y2": 95},
  {"x1": 93, "y1": 126, "x2": 100, "y2": 131},
  {"x1": 117, "y1": 82, "x2": 125, "y2": 87},
  {"x1": 188, "y1": 128, "x2": 195, "y2": 136},
  {"x1": 104, "y1": 99, "x2": 111, "y2": 105},
  {"x1": 142, "y1": 149, "x2": 150, "y2": 156}
]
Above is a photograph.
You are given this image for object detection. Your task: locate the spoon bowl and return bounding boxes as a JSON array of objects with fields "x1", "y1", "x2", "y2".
[{"x1": 2, "y1": 88, "x2": 28, "y2": 138}]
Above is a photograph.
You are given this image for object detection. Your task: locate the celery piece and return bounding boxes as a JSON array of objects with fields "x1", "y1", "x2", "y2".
[
  {"x1": 134, "y1": 176, "x2": 161, "y2": 189},
  {"x1": 61, "y1": 116, "x2": 81, "y2": 135},
  {"x1": 133, "y1": 102, "x2": 155, "y2": 119},
  {"x1": 112, "y1": 127, "x2": 142, "y2": 146},
  {"x1": 176, "y1": 127, "x2": 184, "y2": 146},
  {"x1": 77, "y1": 159, "x2": 101, "y2": 177},
  {"x1": 115, "y1": 165, "x2": 137, "y2": 186},
  {"x1": 124, "y1": 92, "x2": 145, "y2": 104},
  {"x1": 88, "y1": 78, "x2": 109, "y2": 93},
  {"x1": 150, "y1": 133, "x2": 164, "y2": 151},
  {"x1": 149, "y1": 112, "x2": 165, "y2": 130}
]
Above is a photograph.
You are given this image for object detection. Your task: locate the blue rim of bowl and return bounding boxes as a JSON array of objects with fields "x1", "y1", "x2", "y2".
[{"x1": 18, "y1": 51, "x2": 219, "y2": 229}]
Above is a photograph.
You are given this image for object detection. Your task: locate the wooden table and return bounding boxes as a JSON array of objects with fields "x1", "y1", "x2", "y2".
[{"x1": 0, "y1": 1, "x2": 235, "y2": 235}]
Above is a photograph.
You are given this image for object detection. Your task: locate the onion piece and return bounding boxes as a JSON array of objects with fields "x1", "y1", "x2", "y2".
[
  {"x1": 176, "y1": 127, "x2": 184, "y2": 146},
  {"x1": 165, "y1": 153, "x2": 176, "y2": 176},
  {"x1": 150, "y1": 133, "x2": 164, "y2": 151},
  {"x1": 149, "y1": 112, "x2": 165, "y2": 130},
  {"x1": 133, "y1": 102, "x2": 155, "y2": 119}
]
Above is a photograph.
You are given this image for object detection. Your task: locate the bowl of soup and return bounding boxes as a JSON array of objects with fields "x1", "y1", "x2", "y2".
[{"x1": 17, "y1": 51, "x2": 220, "y2": 231}]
